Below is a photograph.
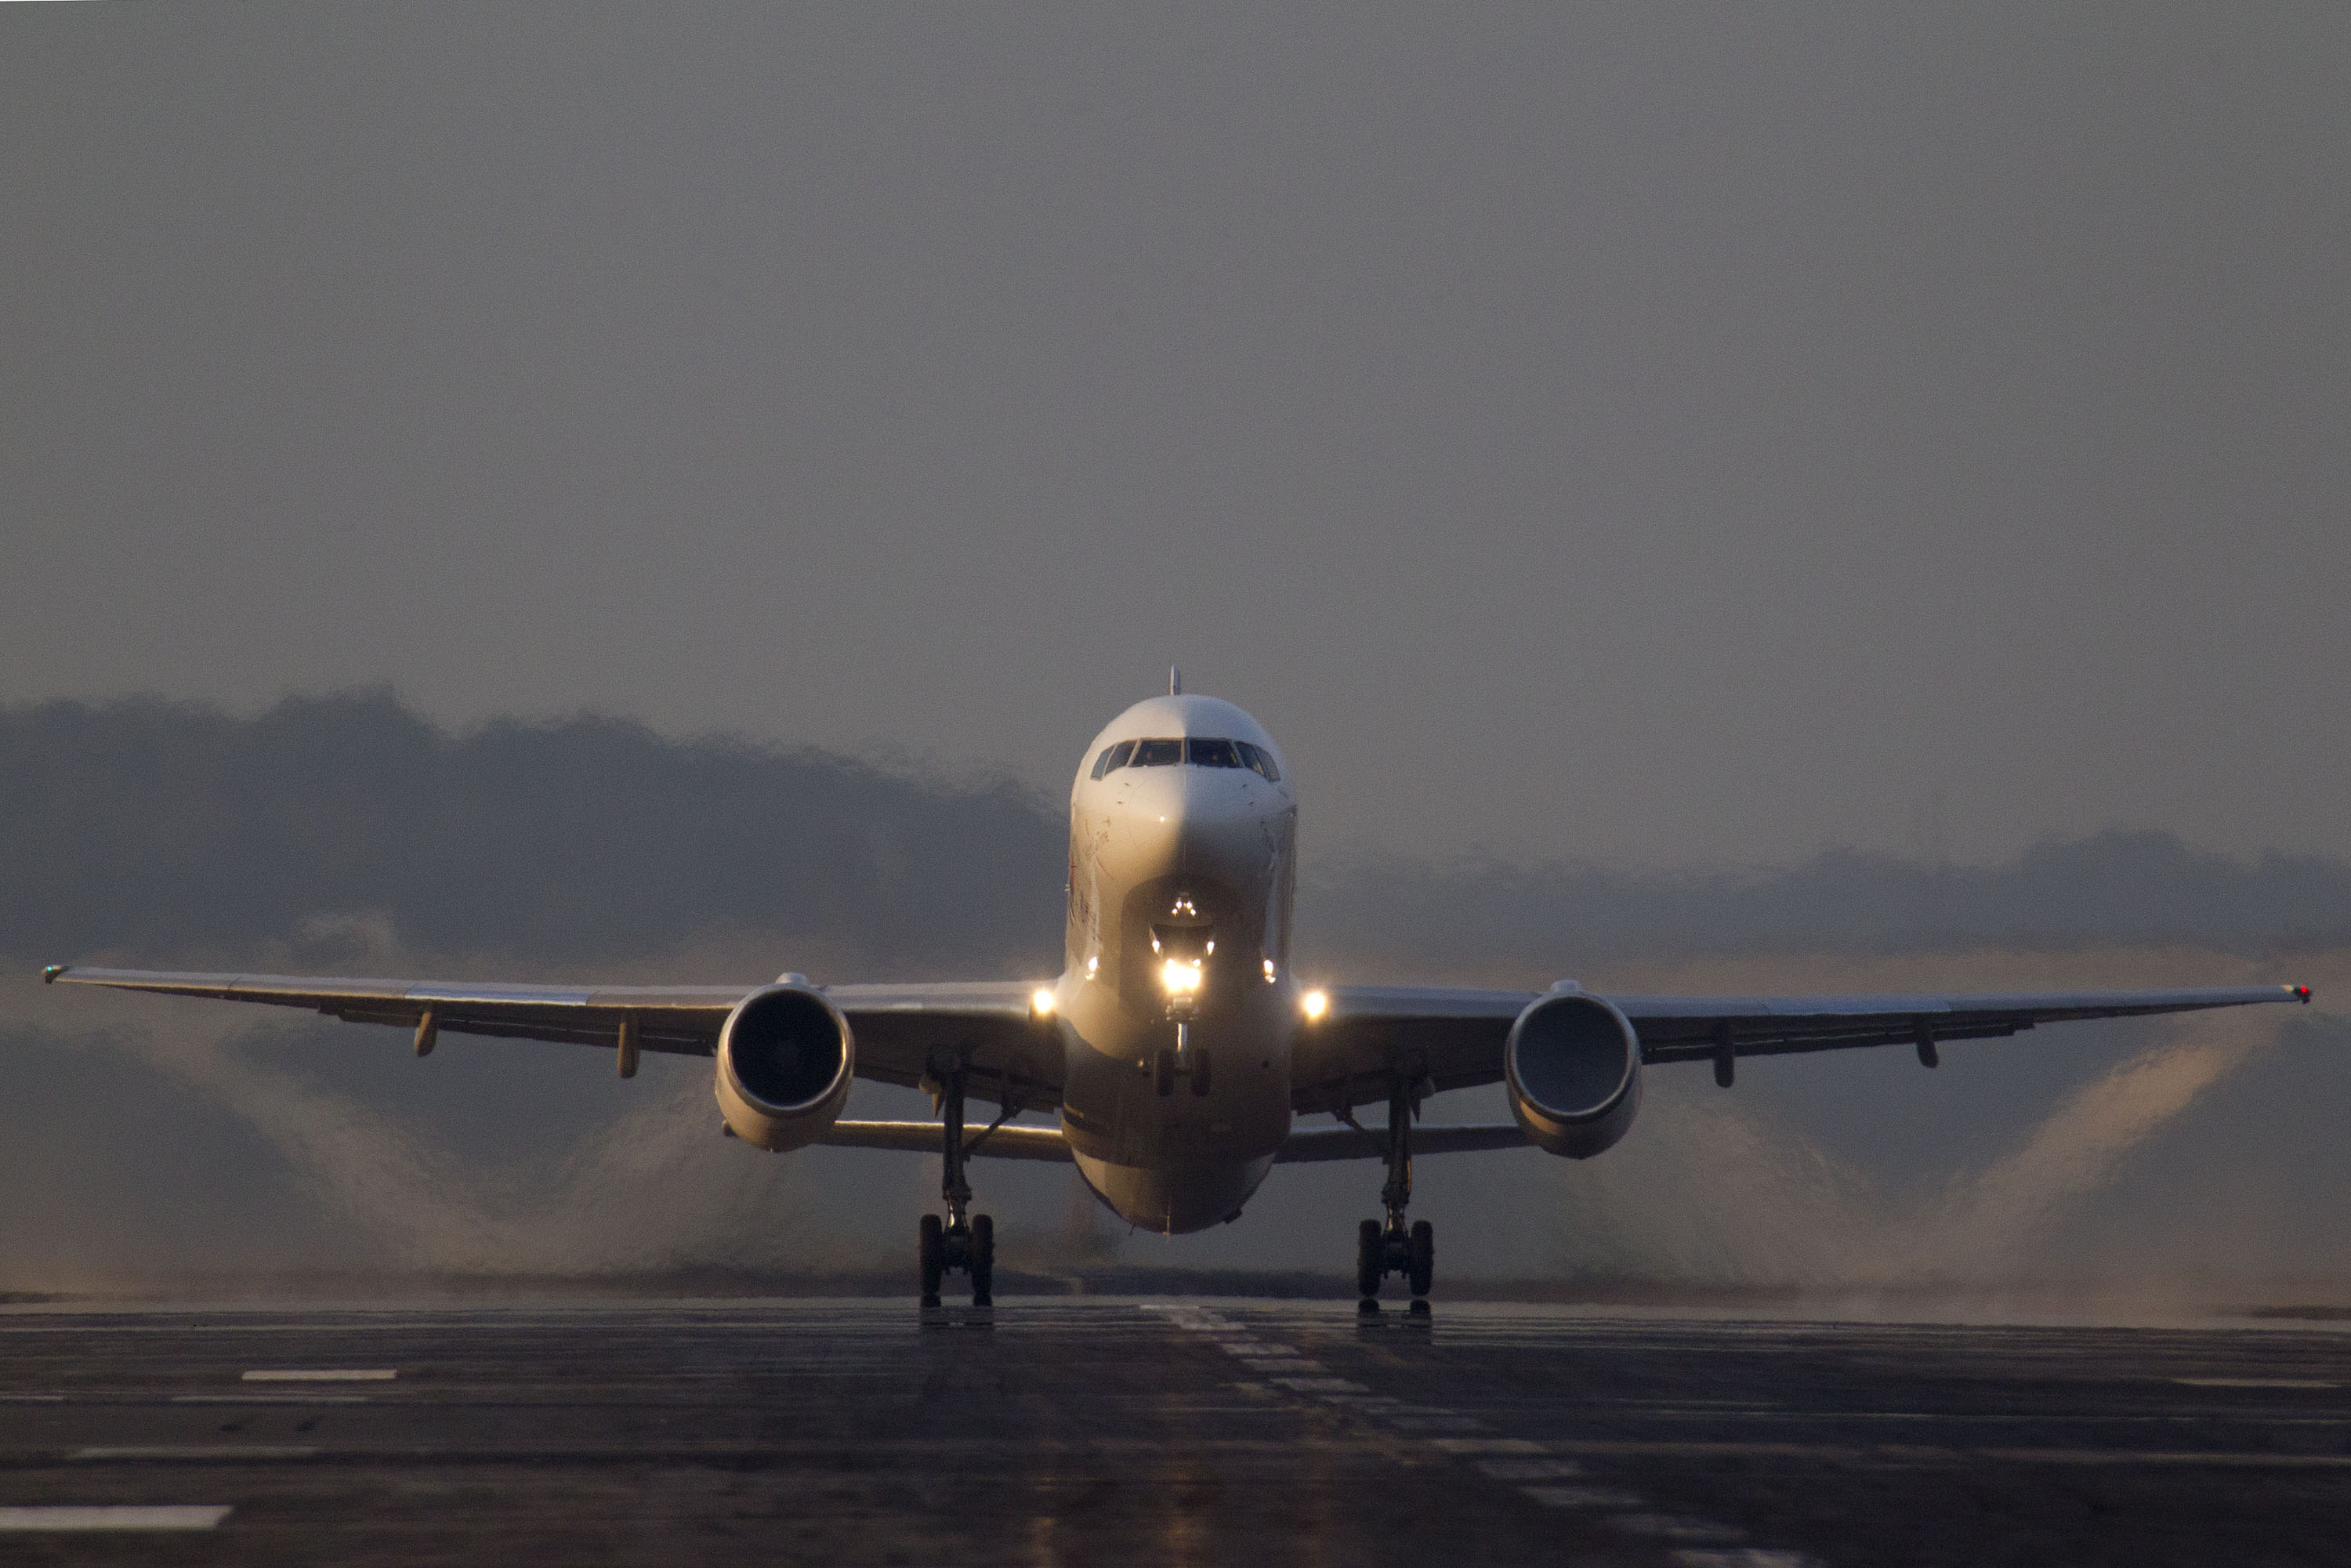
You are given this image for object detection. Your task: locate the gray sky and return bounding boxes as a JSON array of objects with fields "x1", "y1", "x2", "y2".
[{"x1": 5, "y1": 3, "x2": 2344, "y2": 869}]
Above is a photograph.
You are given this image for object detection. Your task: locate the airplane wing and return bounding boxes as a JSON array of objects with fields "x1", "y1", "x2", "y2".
[
  {"x1": 1291, "y1": 981, "x2": 2313, "y2": 1114},
  {"x1": 41, "y1": 966, "x2": 1063, "y2": 1109}
]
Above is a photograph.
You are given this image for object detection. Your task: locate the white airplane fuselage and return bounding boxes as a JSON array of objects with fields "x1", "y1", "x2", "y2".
[{"x1": 1052, "y1": 694, "x2": 1299, "y2": 1233}]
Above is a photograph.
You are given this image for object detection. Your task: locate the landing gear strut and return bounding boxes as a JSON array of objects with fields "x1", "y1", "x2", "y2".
[
  {"x1": 918, "y1": 1060, "x2": 994, "y2": 1307},
  {"x1": 1155, "y1": 1022, "x2": 1212, "y2": 1097},
  {"x1": 1354, "y1": 1075, "x2": 1434, "y2": 1301}
]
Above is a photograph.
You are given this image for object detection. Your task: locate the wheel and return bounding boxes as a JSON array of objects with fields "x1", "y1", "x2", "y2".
[
  {"x1": 1407, "y1": 1219, "x2": 1434, "y2": 1297},
  {"x1": 971, "y1": 1214, "x2": 995, "y2": 1306},
  {"x1": 919, "y1": 1213, "x2": 945, "y2": 1302},
  {"x1": 1190, "y1": 1048, "x2": 1212, "y2": 1096},
  {"x1": 1356, "y1": 1218, "x2": 1384, "y2": 1297}
]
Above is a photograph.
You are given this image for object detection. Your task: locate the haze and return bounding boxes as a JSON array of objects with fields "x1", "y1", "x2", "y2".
[
  {"x1": 4, "y1": 695, "x2": 2347, "y2": 1295},
  {"x1": 4, "y1": 4, "x2": 2346, "y2": 869}
]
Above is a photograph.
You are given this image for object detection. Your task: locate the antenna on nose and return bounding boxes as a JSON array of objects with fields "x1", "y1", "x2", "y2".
[{"x1": 1169, "y1": 666, "x2": 1182, "y2": 696}]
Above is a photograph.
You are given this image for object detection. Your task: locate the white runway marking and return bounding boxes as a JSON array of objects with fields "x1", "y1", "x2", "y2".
[
  {"x1": 244, "y1": 1368, "x2": 397, "y2": 1382},
  {"x1": 0, "y1": 1394, "x2": 65, "y2": 1403},
  {"x1": 0, "y1": 1505, "x2": 231, "y2": 1531},
  {"x1": 2174, "y1": 1378, "x2": 2337, "y2": 1389},
  {"x1": 172, "y1": 1394, "x2": 368, "y2": 1406},
  {"x1": 1475, "y1": 1458, "x2": 1585, "y2": 1480}
]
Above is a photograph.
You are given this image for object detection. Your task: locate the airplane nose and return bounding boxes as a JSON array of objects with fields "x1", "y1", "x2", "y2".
[
  {"x1": 1121, "y1": 763, "x2": 1262, "y2": 830},
  {"x1": 1109, "y1": 765, "x2": 1275, "y2": 883}
]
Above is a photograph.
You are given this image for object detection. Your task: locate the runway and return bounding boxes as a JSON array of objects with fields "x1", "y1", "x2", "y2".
[{"x1": 2, "y1": 1297, "x2": 2347, "y2": 1565}]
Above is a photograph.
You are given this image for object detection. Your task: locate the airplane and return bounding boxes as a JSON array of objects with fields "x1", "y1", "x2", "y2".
[{"x1": 45, "y1": 674, "x2": 2313, "y2": 1308}]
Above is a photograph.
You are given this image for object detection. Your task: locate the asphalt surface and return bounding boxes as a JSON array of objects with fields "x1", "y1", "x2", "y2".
[{"x1": 2, "y1": 1297, "x2": 2349, "y2": 1565}]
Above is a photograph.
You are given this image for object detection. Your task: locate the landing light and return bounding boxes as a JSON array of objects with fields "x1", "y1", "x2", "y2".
[
  {"x1": 1302, "y1": 990, "x2": 1328, "y2": 1020},
  {"x1": 1262, "y1": 959, "x2": 1277, "y2": 983},
  {"x1": 1163, "y1": 958, "x2": 1204, "y2": 994},
  {"x1": 1031, "y1": 988, "x2": 1056, "y2": 1016}
]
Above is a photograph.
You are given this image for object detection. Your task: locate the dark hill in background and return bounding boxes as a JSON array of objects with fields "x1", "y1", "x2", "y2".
[
  {"x1": 4, "y1": 691, "x2": 2346, "y2": 972},
  {"x1": 1315, "y1": 836, "x2": 2351, "y2": 976},
  {"x1": 0, "y1": 691, "x2": 1063, "y2": 973}
]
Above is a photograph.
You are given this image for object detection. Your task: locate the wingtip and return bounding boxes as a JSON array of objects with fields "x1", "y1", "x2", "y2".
[
  {"x1": 2294, "y1": 984, "x2": 2312, "y2": 1004},
  {"x1": 41, "y1": 965, "x2": 65, "y2": 984}
]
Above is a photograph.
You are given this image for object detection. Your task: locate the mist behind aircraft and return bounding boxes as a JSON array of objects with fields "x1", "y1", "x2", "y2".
[{"x1": 3, "y1": 693, "x2": 2345, "y2": 1299}]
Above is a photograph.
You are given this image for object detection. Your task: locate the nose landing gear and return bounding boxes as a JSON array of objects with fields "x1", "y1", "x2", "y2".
[
  {"x1": 1155, "y1": 1023, "x2": 1212, "y2": 1097},
  {"x1": 918, "y1": 1059, "x2": 996, "y2": 1308},
  {"x1": 1353, "y1": 1076, "x2": 1434, "y2": 1302}
]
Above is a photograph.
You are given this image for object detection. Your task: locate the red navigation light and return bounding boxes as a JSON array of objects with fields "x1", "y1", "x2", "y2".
[{"x1": 2295, "y1": 986, "x2": 2311, "y2": 1001}]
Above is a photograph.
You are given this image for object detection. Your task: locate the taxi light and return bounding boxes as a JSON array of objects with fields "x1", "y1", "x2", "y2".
[
  {"x1": 1302, "y1": 989, "x2": 1328, "y2": 1020},
  {"x1": 1163, "y1": 959, "x2": 1203, "y2": 994},
  {"x1": 1031, "y1": 988, "x2": 1056, "y2": 1016}
]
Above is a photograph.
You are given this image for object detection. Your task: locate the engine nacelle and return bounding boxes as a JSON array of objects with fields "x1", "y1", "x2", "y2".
[
  {"x1": 714, "y1": 984, "x2": 855, "y2": 1152},
  {"x1": 1504, "y1": 991, "x2": 1642, "y2": 1159}
]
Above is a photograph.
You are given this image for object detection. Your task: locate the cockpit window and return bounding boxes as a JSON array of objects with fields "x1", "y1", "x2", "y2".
[
  {"x1": 1185, "y1": 737, "x2": 1243, "y2": 769},
  {"x1": 1131, "y1": 737, "x2": 1183, "y2": 767},
  {"x1": 1235, "y1": 741, "x2": 1281, "y2": 782},
  {"x1": 1102, "y1": 736, "x2": 1279, "y2": 778}
]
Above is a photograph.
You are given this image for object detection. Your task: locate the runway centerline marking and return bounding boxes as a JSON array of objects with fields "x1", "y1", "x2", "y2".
[
  {"x1": 1476, "y1": 1458, "x2": 1587, "y2": 1481},
  {"x1": 2174, "y1": 1377, "x2": 2337, "y2": 1389},
  {"x1": 1148, "y1": 1305, "x2": 1821, "y2": 1566},
  {"x1": 0, "y1": 1505, "x2": 231, "y2": 1531}
]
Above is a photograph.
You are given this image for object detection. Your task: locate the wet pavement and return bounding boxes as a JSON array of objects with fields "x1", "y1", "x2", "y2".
[{"x1": 1, "y1": 1296, "x2": 2347, "y2": 1564}]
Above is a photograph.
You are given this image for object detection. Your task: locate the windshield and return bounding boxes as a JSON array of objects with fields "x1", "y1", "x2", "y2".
[
  {"x1": 1185, "y1": 737, "x2": 1242, "y2": 768},
  {"x1": 1093, "y1": 736, "x2": 1279, "y2": 780},
  {"x1": 1130, "y1": 738, "x2": 1184, "y2": 767}
]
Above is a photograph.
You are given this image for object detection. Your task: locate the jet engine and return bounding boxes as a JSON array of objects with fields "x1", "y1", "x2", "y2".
[
  {"x1": 1503, "y1": 991, "x2": 1643, "y2": 1159},
  {"x1": 714, "y1": 984, "x2": 855, "y2": 1152}
]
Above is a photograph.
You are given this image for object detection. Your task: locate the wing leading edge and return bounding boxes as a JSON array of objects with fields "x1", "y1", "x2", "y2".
[
  {"x1": 42, "y1": 966, "x2": 1063, "y2": 1108},
  {"x1": 1292, "y1": 981, "x2": 2311, "y2": 1114}
]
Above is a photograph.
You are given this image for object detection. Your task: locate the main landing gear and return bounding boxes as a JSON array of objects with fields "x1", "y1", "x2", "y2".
[
  {"x1": 1354, "y1": 1076, "x2": 1434, "y2": 1305},
  {"x1": 918, "y1": 1059, "x2": 995, "y2": 1308}
]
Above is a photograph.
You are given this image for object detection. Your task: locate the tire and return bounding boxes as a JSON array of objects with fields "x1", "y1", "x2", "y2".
[
  {"x1": 1407, "y1": 1219, "x2": 1434, "y2": 1297},
  {"x1": 1357, "y1": 1218, "x2": 1384, "y2": 1297},
  {"x1": 919, "y1": 1213, "x2": 945, "y2": 1300},
  {"x1": 971, "y1": 1214, "x2": 995, "y2": 1306}
]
